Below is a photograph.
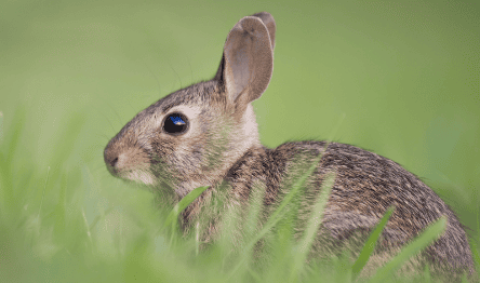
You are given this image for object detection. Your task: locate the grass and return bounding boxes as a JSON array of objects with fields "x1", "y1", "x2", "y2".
[
  {"x1": 1, "y1": 110, "x2": 477, "y2": 283},
  {"x1": 351, "y1": 206, "x2": 395, "y2": 281},
  {"x1": 1, "y1": 2, "x2": 479, "y2": 282}
]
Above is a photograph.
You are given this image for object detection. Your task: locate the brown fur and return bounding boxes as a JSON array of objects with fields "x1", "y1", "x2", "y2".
[{"x1": 104, "y1": 12, "x2": 476, "y2": 280}]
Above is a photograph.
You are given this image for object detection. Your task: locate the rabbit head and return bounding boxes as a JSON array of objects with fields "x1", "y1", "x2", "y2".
[{"x1": 104, "y1": 12, "x2": 276, "y2": 196}]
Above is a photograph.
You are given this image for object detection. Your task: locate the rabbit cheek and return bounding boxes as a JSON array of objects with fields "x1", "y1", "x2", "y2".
[
  {"x1": 105, "y1": 143, "x2": 157, "y2": 186},
  {"x1": 147, "y1": 133, "x2": 206, "y2": 190}
]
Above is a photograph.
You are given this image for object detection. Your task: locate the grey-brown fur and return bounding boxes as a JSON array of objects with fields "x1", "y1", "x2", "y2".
[
  {"x1": 104, "y1": 12, "x2": 475, "y2": 280},
  {"x1": 226, "y1": 143, "x2": 474, "y2": 274}
]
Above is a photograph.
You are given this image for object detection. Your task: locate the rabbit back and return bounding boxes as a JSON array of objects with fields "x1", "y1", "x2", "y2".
[{"x1": 219, "y1": 141, "x2": 474, "y2": 275}]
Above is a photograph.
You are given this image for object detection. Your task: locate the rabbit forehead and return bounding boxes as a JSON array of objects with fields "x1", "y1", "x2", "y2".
[
  {"x1": 155, "y1": 81, "x2": 218, "y2": 112},
  {"x1": 127, "y1": 82, "x2": 217, "y2": 134}
]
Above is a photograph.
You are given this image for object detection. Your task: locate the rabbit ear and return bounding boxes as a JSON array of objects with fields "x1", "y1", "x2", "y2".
[
  {"x1": 214, "y1": 13, "x2": 275, "y2": 106},
  {"x1": 252, "y1": 12, "x2": 276, "y2": 49}
]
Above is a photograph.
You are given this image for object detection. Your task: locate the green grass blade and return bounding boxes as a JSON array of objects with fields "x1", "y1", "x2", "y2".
[
  {"x1": 0, "y1": 108, "x2": 26, "y2": 215},
  {"x1": 165, "y1": 185, "x2": 209, "y2": 247},
  {"x1": 195, "y1": 220, "x2": 200, "y2": 256},
  {"x1": 368, "y1": 216, "x2": 447, "y2": 283},
  {"x1": 289, "y1": 172, "x2": 335, "y2": 282},
  {"x1": 231, "y1": 182, "x2": 268, "y2": 279},
  {"x1": 217, "y1": 196, "x2": 241, "y2": 256},
  {"x1": 245, "y1": 149, "x2": 326, "y2": 250},
  {"x1": 228, "y1": 144, "x2": 329, "y2": 279},
  {"x1": 4, "y1": 106, "x2": 26, "y2": 166},
  {"x1": 164, "y1": 186, "x2": 209, "y2": 229},
  {"x1": 0, "y1": 111, "x2": 3, "y2": 144},
  {"x1": 47, "y1": 113, "x2": 85, "y2": 188},
  {"x1": 243, "y1": 181, "x2": 266, "y2": 242},
  {"x1": 351, "y1": 206, "x2": 396, "y2": 280},
  {"x1": 53, "y1": 171, "x2": 68, "y2": 240},
  {"x1": 423, "y1": 263, "x2": 431, "y2": 283},
  {"x1": 469, "y1": 240, "x2": 480, "y2": 271}
]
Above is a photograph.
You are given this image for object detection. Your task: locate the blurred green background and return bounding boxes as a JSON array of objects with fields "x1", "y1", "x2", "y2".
[{"x1": 1, "y1": 0, "x2": 479, "y2": 281}]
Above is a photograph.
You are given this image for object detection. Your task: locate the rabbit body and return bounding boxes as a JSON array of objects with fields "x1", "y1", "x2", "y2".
[{"x1": 104, "y1": 12, "x2": 475, "y2": 278}]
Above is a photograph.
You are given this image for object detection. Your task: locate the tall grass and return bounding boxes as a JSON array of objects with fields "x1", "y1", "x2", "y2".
[{"x1": 0, "y1": 110, "x2": 477, "y2": 283}]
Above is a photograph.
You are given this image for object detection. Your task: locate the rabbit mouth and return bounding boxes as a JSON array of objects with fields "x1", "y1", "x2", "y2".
[{"x1": 119, "y1": 169, "x2": 158, "y2": 186}]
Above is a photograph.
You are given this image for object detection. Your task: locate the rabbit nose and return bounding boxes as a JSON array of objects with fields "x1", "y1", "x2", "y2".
[
  {"x1": 108, "y1": 157, "x2": 119, "y2": 168},
  {"x1": 104, "y1": 147, "x2": 120, "y2": 174}
]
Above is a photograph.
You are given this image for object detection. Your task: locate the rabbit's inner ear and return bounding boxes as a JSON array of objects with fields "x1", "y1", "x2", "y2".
[{"x1": 215, "y1": 16, "x2": 273, "y2": 107}]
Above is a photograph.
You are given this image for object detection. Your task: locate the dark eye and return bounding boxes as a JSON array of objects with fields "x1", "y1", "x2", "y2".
[{"x1": 163, "y1": 112, "x2": 189, "y2": 135}]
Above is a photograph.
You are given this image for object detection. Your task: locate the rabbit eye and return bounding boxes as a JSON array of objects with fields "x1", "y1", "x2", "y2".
[{"x1": 163, "y1": 113, "x2": 189, "y2": 135}]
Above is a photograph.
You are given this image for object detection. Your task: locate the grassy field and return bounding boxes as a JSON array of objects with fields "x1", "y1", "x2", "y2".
[{"x1": 1, "y1": 1, "x2": 479, "y2": 282}]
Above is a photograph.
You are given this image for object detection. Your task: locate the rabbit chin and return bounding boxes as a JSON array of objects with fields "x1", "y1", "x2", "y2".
[{"x1": 120, "y1": 170, "x2": 158, "y2": 186}]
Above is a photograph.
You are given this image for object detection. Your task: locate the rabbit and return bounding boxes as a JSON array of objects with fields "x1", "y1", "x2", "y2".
[{"x1": 104, "y1": 12, "x2": 475, "y2": 279}]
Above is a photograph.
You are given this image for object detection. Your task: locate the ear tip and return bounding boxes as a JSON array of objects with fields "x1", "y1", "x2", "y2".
[
  {"x1": 237, "y1": 15, "x2": 265, "y2": 26},
  {"x1": 252, "y1": 12, "x2": 275, "y2": 24},
  {"x1": 251, "y1": 12, "x2": 276, "y2": 49},
  {"x1": 231, "y1": 16, "x2": 270, "y2": 40}
]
